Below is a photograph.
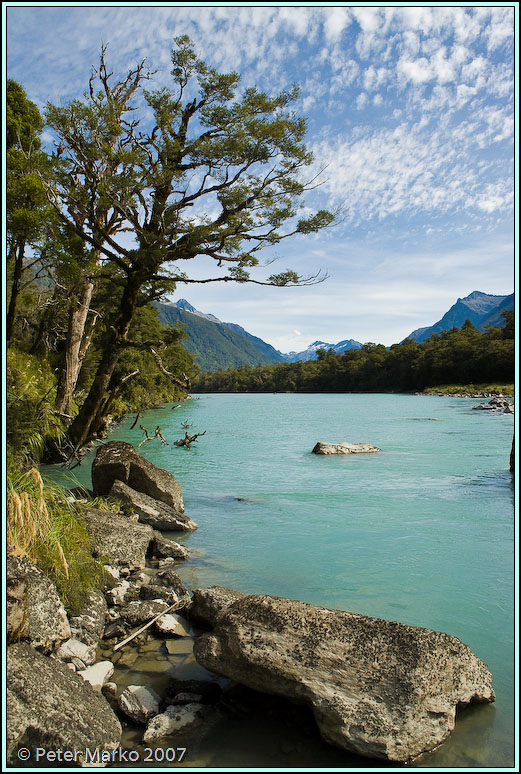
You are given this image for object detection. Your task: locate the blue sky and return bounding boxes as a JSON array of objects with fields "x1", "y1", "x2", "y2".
[{"x1": 5, "y1": 4, "x2": 516, "y2": 350}]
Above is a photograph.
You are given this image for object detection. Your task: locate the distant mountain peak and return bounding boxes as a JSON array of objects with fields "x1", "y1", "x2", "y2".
[{"x1": 173, "y1": 298, "x2": 222, "y2": 324}]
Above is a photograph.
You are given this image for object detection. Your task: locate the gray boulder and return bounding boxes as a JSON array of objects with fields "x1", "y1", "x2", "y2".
[
  {"x1": 57, "y1": 638, "x2": 97, "y2": 666},
  {"x1": 7, "y1": 643, "x2": 121, "y2": 766},
  {"x1": 81, "y1": 507, "x2": 154, "y2": 570},
  {"x1": 143, "y1": 703, "x2": 218, "y2": 744},
  {"x1": 92, "y1": 441, "x2": 184, "y2": 512},
  {"x1": 193, "y1": 591, "x2": 495, "y2": 762},
  {"x1": 312, "y1": 441, "x2": 381, "y2": 454},
  {"x1": 68, "y1": 590, "x2": 107, "y2": 647},
  {"x1": 6, "y1": 553, "x2": 70, "y2": 653},
  {"x1": 119, "y1": 685, "x2": 161, "y2": 724},
  {"x1": 189, "y1": 586, "x2": 246, "y2": 628},
  {"x1": 109, "y1": 479, "x2": 197, "y2": 531},
  {"x1": 119, "y1": 600, "x2": 170, "y2": 628},
  {"x1": 151, "y1": 533, "x2": 190, "y2": 561},
  {"x1": 139, "y1": 568, "x2": 191, "y2": 609}
]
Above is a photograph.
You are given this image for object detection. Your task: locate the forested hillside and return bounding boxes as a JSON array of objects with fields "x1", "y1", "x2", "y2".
[{"x1": 194, "y1": 316, "x2": 514, "y2": 393}]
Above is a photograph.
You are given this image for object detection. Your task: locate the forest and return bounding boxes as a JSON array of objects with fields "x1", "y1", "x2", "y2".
[{"x1": 194, "y1": 315, "x2": 515, "y2": 394}]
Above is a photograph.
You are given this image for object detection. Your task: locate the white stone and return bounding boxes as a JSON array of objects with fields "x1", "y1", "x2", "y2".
[
  {"x1": 107, "y1": 580, "x2": 130, "y2": 606},
  {"x1": 57, "y1": 638, "x2": 97, "y2": 666},
  {"x1": 143, "y1": 703, "x2": 206, "y2": 743},
  {"x1": 119, "y1": 685, "x2": 161, "y2": 724},
  {"x1": 78, "y1": 661, "x2": 114, "y2": 691},
  {"x1": 104, "y1": 565, "x2": 120, "y2": 580},
  {"x1": 155, "y1": 613, "x2": 190, "y2": 637}
]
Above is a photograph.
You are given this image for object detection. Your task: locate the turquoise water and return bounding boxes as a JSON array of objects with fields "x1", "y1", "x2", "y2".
[{"x1": 54, "y1": 393, "x2": 515, "y2": 768}]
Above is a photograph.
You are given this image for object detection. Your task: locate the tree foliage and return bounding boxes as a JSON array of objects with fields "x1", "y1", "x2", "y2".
[{"x1": 194, "y1": 319, "x2": 515, "y2": 394}]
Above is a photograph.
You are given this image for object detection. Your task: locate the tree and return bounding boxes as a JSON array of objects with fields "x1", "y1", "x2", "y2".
[
  {"x1": 6, "y1": 80, "x2": 54, "y2": 346},
  {"x1": 44, "y1": 37, "x2": 335, "y2": 448}
]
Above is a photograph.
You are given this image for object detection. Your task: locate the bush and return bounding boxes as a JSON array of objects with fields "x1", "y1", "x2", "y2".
[{"x1": 7, "y1": 461, "x2": 106, "y2": 614}]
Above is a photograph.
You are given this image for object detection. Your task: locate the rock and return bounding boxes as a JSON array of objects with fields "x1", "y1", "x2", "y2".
[
  {"x1": 165, "y1": 679, "x2": 222, "y2": 705},
  {"x1": 104, "y1": 565, "x2": 120, "y2": 580},
  {"x1": 6, "y1": 553, "x2": 70, "y2": 653},
  {"x1": 7, "y1": 643, "x2": 121, "y2": 765},
  {"x1": 57, "y1": 638, "x2": 97, "y2": 666},
  {"x1": 119, "y1": 685, "x2": 161, "y2": 724},
  {"x1": 189, "y1": 586, "x2": 246, "y2": 628},
  {"x1": 69, "y1": 590, "x2": 107, "y2": 647},
  {"x1": 92, "y1": 441, "x2": 184, "y2": 512},
  {"x1": 154, "y1": 613, "x2": 191, "y2": 637},
  {"x1": 102, "y1": 682, "x2": 119, "y2": 701},
  {"x1": 77, "y1": 660, "x2": 115, "y2": 691},
  {"x1": 103, "y1": 620, "x2": 126, "y2": 640},
  {"x1": 81, "y1": 507, "x2": 155, "y2": 570},
  {"x1": 472, "y1": 397, "x2": 514, "y2": 413},
  {"x1": 119, "y1": 600, "x2": 169, "y2": 627},
  {"x1": 139, "y1": 569, "x2": 191, "y2": 608},
  {"x1": 109, "y1": 480, "x2": 197, "y2": 532},
  {"x1": 143, "y1": 703, "x2": 216, "y2": 744},
  {"x1": 193, "y1": 591, "x2": 495, "y2": 762},
  {"x1": 106, "y1": 579, "x2": 131, "y2": 607},
  {"x1": 151, "y1": 533, "x2": 190, "y2": 560},
  {"x1": 312, "y1": 441, "x2": 381, "y2": 455}
]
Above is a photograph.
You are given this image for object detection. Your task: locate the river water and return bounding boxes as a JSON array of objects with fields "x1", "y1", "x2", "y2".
[{"x1": 54, "y1": 393, "x2": 515, "y2": 769}]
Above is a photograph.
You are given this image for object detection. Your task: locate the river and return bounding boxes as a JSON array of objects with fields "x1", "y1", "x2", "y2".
[{"x1": 51, "y1": 393, "x2": 515, "y2": 768}]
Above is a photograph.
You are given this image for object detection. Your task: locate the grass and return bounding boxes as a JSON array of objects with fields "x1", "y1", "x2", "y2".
[
  {"x1": 7, "y1": 463, "x2": 107, "y2": 615},
  {"x1": 423, "y1": 384, "x2": 514, "y2": 396}
]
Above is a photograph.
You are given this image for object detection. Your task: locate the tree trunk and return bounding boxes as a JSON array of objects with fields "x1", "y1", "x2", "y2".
[
  {"x1": 55, "y1": 279, "x2": 95, "y2": 415},
  {"x1": 6, "y1": 241, "x2": 25, "y2": 347},
  {"x1": 67, "y1": 272, "x2": 142, "y2": 448}
]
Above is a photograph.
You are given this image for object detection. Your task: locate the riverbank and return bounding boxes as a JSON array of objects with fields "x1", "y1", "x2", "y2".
[{"x1": 420, "y1": 383, "x2": 514, "y2": 397}]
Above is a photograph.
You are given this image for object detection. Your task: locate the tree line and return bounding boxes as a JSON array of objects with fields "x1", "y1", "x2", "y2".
[
  {"x1": 193, "y1": 316, "x2": 515, "y2": 394},
  {"x1": 6, "y1": 37, "x2": 334, "y2": 464}
]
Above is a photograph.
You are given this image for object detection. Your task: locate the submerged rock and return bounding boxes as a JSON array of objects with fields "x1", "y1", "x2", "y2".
[
  {"x1": 119, "y1": 685, "x2": 161, "y2": 724},
  {"x1": 193, "y1": 590, "x2": 495, "y2": 762},
  {"x1": 312, "y1": 441, "x2": 381, "y2": 455},
  {"x1": 7, "y1": 643, "x2": 121, "y2": 765},
  {"x1": 6, "y1": 553, "x2": 70, "y2": 653},
  {"x1": 143, "y1": 703, "x2": 218, "y2": 744},
  {"x1": 109, "y1": 480, "x2": 197, "y2": 532},
  {"x1": 92, "y1": 441, "x2": 184, "y2": 512}
]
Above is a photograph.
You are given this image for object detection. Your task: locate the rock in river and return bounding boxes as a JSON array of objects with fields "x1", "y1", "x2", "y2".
[
  {"x1": 92, "y1": 441, "x2": 184, "y2": 512},
  {"x1": 193, "y1": 590, "x2": 494, "y2": 762},
  {"x1": 109, "y1": 479, "x2": 197, "y2": 532},
  {"x1": 312, "y1": 441, "x2": 381, "y2": 455}
]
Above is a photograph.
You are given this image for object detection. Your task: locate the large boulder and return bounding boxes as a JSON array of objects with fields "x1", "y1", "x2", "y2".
[
  {"x1": 81, "y1": 507, "x2": 154, "y2": 570},
  {"x1": 7, "y1": 643, "x2": 121, "y2": 766},
  {"x1": 189, "y1": 586, "x2": 246, "y2": 628},
  {"x1": 109, "y1": 480, "x2": 197, "y2": 531},
  {"x1": 6, "y1": 553, "x2": 70, "y2": 653},
  {"x1": 312, "y1": 442, "x2": 381, "y2": 455},
  {"x1": 92, "y1": 441, "x2": 184, "y2": 512},
  {"x1": 139, "y1": 568, "x2": 191, "y2": 609},
  {"x1": 193, "y1": 591, "x2": 495, "y2": 762}
]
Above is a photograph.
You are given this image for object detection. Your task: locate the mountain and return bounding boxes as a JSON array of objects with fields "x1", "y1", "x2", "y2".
[
  {"x1": 155, "y1": 301, "x2": 285, "y2": 371},
  {"x1": 285, "y1": 338, "x2": 363, "y2": 362},
  {"x1": 405, "y1": 291, "x2": 513, "y2": 343},
  {"x1": 477, "y1": 293, "x2": 514, "y2": 331}
]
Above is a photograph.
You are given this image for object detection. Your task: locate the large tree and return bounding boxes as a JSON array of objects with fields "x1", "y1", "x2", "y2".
[
  {"x1": 6, "y1": 80, "x2": 54, "y2": 345},
  {"x1": 45, "y1": 37, "x2": 335, "y2": 448}
]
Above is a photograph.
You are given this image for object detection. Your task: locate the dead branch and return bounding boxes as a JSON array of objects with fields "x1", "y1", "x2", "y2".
[
  {"x1": 174, "y1": 430, "x2": 206, "y2": 450},
  {"x1": 137, "y1": 424, "x2": 169, "y2": 448}
]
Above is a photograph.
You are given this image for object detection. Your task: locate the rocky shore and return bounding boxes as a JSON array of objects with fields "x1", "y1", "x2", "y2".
[{"x1": 7, "y1": 440, "x2": 496, "y2": 766}]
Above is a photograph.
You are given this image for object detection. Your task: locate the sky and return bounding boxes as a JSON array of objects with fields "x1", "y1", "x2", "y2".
[{"x1": 4, "y1": 3, "x2": 516, "y2": 351}]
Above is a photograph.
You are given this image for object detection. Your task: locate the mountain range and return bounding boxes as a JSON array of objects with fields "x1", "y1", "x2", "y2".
[
  {"x1": 404, "y1": 291, "x2": 514, "y2": 343},
  {"x1": 155, "y1": 290, "x2": 513, "y2": 372}
]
